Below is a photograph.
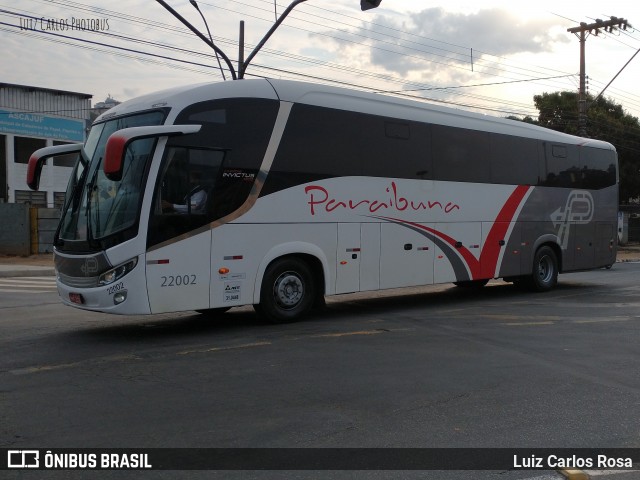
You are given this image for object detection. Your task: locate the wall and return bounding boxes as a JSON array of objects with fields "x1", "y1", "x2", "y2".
[
  {"x1": 0, "y1": 202, "x2": 30, "y2": 255},
  {"x1": 36, "y1": 208, "x2": 60, "y2": 253}
]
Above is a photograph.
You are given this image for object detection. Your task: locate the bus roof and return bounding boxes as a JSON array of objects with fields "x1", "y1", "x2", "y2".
[{"x1": 97, "y1": 78, "x2": 615, "y2": 151}]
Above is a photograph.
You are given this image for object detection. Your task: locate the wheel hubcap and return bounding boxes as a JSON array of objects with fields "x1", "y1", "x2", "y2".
[
  {"x1": 273, "y1": 272, "x2": 304, "y2": 309},
  {"x1": 537, "y1": 255, "x2": 553, "y2": 283}
]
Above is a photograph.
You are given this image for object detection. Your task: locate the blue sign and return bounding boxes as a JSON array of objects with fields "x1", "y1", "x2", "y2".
[{"x1": 0, "y1": 109, "x2": 84, "y2": 142}]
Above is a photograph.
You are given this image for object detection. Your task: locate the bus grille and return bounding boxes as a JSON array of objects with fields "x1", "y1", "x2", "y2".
[{"x1": 57, "y1": 272, "x2": 99, "y2": 288}]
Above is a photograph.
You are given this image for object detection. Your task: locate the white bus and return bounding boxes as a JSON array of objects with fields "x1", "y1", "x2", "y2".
[{"x1": 27, "y1": 79, "x2": 618, "y2": 322}]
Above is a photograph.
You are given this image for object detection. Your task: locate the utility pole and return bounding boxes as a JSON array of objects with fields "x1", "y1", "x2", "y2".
[{"x1": 567, "y1": 17, "x2": 629, "y2": 137}]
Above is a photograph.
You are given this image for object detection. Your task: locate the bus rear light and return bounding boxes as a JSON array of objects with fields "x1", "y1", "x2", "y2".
[
  {"x1": 340, "y1": 261, "x2": 348, "y2": 265},
  {"x1": 219, "y1": 267, "x2": 230, "y2": 274},
  {"x1": 69, "y1": 293, "x2": 84, "y2": 304}
]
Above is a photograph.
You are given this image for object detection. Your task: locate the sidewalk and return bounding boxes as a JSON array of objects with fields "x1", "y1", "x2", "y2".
[
  {"x1": 0, "y1": 245, "x2": 639, "y2": 278},
  {"x1": 0, "y1": 254, "x2": 56, "y2": 278}
]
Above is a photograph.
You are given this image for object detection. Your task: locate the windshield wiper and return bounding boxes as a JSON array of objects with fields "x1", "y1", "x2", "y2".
[{"x1": 85, "y1": 176, "x2": 102, "y2": 251}]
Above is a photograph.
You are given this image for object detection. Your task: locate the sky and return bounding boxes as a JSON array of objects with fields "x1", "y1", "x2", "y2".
[{"x1": 1, "y1": 0, "x2": 640, "y2": 121}]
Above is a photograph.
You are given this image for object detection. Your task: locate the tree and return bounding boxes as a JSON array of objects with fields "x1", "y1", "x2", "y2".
[{"x1": 533, "y1": 91, "x2": 640, "y2": 202}]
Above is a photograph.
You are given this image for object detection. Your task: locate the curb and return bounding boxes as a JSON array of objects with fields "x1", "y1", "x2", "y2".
[{"x1": 0, "y1": 267, "x2": 56, "y2": 278}]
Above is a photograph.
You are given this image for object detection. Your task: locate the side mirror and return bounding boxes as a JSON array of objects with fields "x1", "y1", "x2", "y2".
[
  {"x1": 27, "y1": 143, "x2": 83, "y2": 190},
  {"x1": 103, "y1": 124, "x2": 202, "y2": 181}
]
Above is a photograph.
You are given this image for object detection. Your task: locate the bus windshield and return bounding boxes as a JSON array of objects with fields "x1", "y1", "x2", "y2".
[{"x1": 57, "y1": 111, "x2": 165, "y2": 249}]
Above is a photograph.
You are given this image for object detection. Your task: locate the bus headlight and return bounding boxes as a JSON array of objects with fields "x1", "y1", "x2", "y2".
[{"x1": 99, "y1": 258, "x2": 138, "y2": 286}]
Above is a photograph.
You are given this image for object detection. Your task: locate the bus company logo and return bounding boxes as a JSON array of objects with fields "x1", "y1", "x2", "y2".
[
  {"x1": 304, "y1": 182, "x2": 460, "y2": 216},
  {"x1": 551, "y1": 190, "x2": 594, "y2": 249},
  {"x1": 222, "y1": 169, "x2": 255, "y2": 182},
  {"x1": 80, "y1": 257, "x2": 99, "y2": 276},
  {"x1": 8, "y1": 450, "x2": 40, "y2": 468}
]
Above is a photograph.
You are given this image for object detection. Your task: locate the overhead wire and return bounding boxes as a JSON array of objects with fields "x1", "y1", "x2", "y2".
[
  {"x1": 12, "y1": 0, "x2": 576, "y2": 101},
  {"x1": 2, "y1": 0, "x2": 640, "y2": 120}
]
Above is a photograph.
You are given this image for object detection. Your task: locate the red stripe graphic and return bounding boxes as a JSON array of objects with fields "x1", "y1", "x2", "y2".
[
  {"x1": 380, "y1": 185, "x2": 531, "y2": 280},
  {"x1": 479, "y1": 185, "x2": 531, "y2": 278}
]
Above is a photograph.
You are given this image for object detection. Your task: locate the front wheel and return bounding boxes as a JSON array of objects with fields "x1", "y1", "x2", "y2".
[
  {"x1": 529, "y1": 246, "x2": 558, "y2": 292},
  {"x1": 254, "y1": 257, "x2": 316, "y2": 323}
]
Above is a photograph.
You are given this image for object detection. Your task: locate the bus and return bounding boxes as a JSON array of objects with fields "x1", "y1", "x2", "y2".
[{"x1": 27, "y1": 79, "x2": 618, "y2": 322}]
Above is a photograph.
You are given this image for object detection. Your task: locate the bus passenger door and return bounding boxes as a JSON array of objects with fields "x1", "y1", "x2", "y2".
[
  {"x1": 571, "y1": 223, "x2": 595, "y2": 270},
  {"x1": 360, "y1": 223, "x2": 380, "y2": 291},
  {"x1": 379, "y1": 223, "x2": 434, "y2": 290},
  {"x1": 336, "y1": 223, "x2": 361, "y2": 294},
  {"x1": 485, "y1": 222, "x2": 521, "y2": 278},
  {"x1": 433, "y1": 222, "x2": 482, "y2": 284},
  {"x1": 145, "y1": 145, "x2": 220, "y2": 313},
  {"x1": 146, "y1": 231, "x2": 212, "y2": 313},
  {"x1": 595, "y1": 222, "x2": 615, "y2": 266}
]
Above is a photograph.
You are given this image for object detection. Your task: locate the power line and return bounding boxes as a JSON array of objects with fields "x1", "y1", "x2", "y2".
[{"x1": 3, "y1": 1, "x2": 640, "y2": 119}]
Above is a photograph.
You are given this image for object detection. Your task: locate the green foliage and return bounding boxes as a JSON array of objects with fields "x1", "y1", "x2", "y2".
[{"x1": 532, "y1": 91, "x2": 640, "y2": 202}]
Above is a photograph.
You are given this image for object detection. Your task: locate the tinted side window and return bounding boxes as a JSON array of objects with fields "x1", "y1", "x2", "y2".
[
  {"x1": 147, "y1": 98, "x2": 278, "y2": 247},
  {"x1": 579, "y1": 147, "x2": 617, "y2": 189},
  {"x1": 148, "y1": 147, "x2": 225, "y2": 247},
  {"x1": 490, "y1": 134, "x2": 540, "y2": 185},
  {"x1": 432, "y1": 125, "x2": 490, "y2": 183},
  {"x1": 541, "y1": 143, "x2": 581, "y2": 188},
  {"x1": 172, "y1": 98, "x2": 279, "y2": 171},
  {"x1": 262, "y1": 105, "x2": 432, "y2": 196}
]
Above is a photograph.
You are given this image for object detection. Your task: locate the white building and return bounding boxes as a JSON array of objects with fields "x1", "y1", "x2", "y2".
[{"x1": 0, "y1": 82, "x2": 92, "y2": 208}]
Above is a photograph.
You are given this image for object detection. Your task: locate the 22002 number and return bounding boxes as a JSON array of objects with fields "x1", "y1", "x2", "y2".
[
  {"x1": 161, "y1": 275, "x2": 197, "y2": 287},
  {"x1": 107, "y1": 282, "x2": 124, "y2": 295}
]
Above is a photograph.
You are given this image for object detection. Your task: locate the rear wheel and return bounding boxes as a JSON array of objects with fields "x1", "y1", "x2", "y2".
[
  {"x1": 529, "y1": 246, "x2": 558, "y2": 292},
  {"x1": 254, "y1": 257, "x2": 316, "y2": 323}
]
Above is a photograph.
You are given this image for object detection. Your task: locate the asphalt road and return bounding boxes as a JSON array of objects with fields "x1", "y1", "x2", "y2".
[{"x1": 2, "y1": 265, "x2": 640, "y2": 479}]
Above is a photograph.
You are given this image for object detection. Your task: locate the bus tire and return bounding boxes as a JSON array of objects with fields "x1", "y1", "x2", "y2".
[
  {"x1": 255, "y1": 257, "x2": 316, "y2": 323},
  {"x1": 528, "y1": 246, "x2": 558, "y2": 292}
]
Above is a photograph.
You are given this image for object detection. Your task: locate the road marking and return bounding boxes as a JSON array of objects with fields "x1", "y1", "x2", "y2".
[
  {"x1": 0, "y1": 277, "x2": 57, "y2": 294},
  {"x1": 572, "y1": 317, "x2": 629, "y2": 324},
  {"x1": 0, "y1": 278, "x2": 56, "y2": 286},
  {"x1": 587, "y1": 470, "x2": 640, "y2": 476},
  {"x1": 0, "y1": 289, "x2": 54, "y2": 293},
  {"x1": 502, "y1": 321, "x2": 555, "y2": 326},
  {"x1": 9, "y1": 354, "x2": 140, "y2": 376},
  {"x1": 483, "y1": 315, "x2": 563, "y2": 322},
  {"x1": 10, "y1": 361, "x2": 82, "y2": 375},
  {"x1": 7, "y1": 329, "x2": 395, "y2": 375},
  {"x1": 177, "y1": 341, "x2": 272, "y2": 356},
  {"x1": 559, "y1": 468, "x2": 589, "y2": 480},
  {"x1": 309, "y1": 329, "x2": 386, "y2": 338}
]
